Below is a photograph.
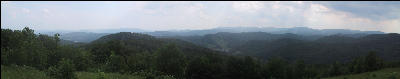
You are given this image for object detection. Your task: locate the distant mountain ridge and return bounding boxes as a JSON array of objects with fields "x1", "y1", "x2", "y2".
[
  {"x1": 35, "y1": 28, "x2": 148, "y2": 35},
  {"x1": 145, "y1": 27, "x2": 385, "y2": 36},
  {"x1": 60, "y1": 32, "x2": 111, "y2": 43},
  {"x1": 55, "y1": 27, "x2": 385, "y2": 43}
]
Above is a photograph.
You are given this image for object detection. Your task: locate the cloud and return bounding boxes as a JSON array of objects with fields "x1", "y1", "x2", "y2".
[
  {"x1": 314, "y1": 1, "x2": 400, "y2": 21},
  {"x1": 232, "y1": 1, "x2": 264, "y2": 13},
  {"x1": 380, "y1": 19, "x2": 400, "y2": 33},
  {"x1": 41, "y1": 8, "x2": 55, "y2": 17},
  {"x1": 22, "y1": 8, "x2": 30, "y2": 13},
  {"x1": 1, "y1": 1, "x2": 399, "y2": 33},
  {"x1": 304, "y1": 3, "x2": 381, "y2": 31},
  {"x1": 1, "y1": 1, "x2": 9, "y2": 7}
]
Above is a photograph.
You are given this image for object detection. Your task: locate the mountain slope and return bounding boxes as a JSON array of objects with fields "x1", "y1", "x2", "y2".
[
  {"x1": 166, "y1": 32, "x2": 322, "y2": 52},
  {"x1": 167, "y1": 32, "x2": 400, "y2": 64},
  {"x1": 88, "y1": 32, "x2": 222, "y2": 57}
]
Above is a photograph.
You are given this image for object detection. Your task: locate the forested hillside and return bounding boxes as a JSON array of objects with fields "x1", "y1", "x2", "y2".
[
  {"x1": 168, "y1": 32, "x2": 400, "y2": 64},
  {"x1": 2, "y1": 27, "x2": 399, "y2": 79}
]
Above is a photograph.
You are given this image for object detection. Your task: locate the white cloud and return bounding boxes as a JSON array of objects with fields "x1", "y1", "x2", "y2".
[
  {"x1": 294, "y1": 1, "x2": 303, "y2": 4},
  {"x1": 1, "y1": 1, "x2": 399, "y2": 33},
  {"x1": 271, "y1": 1, "x2": 298, "y2": 13},
  {"x1": 22, "y1": 8, "x2": 30, "y2": 13},
  {"x1": 304, "y1": 3, "x2": 381, "y2": 31},
  {"x1": 1, "y1": 1, "x2": 9, "y2": 7},
  {"x1": 232, "y1": 1, "x2": 264, "y2": 13},
  {"x1": 42, "y1": 8, "x2": 53, "y2": 17},
  {"x1": 309, "y1": 4, "x2": 329, "y2": 12},
  {"x1": 380, "y1": 19, "x2": 400, "y2": 33}
]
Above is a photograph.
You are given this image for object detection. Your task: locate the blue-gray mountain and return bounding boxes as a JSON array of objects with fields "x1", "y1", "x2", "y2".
[
  {"x1": 57, "y1": 27, "x2": 385, "y2": 43},
  {"x1": 146, "y1": 27, "x2": 384, "y2": 36}
]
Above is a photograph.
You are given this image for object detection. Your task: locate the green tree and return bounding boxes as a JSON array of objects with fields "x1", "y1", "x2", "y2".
[
  {"x1": 186, "y1": 56, "x2": 210, "y2": 79},
  {"x1": 292, "y1": 60, "x2": 306, "y2": 79},
  {"x1": 105, "y1": 51, "x2": 129, "y2": 73},
  {"x1": 348, "y1": 51, "x2": 384, "y2": 74},
  {"x1": 186, "y1": 53, "x2": 226, "y2": 79},
  {"x1": 47, "y1": 58, "x2": 77, "y2": 79},
  {"x1": 155, "y1": 44, "x2": 187, "y2": 78},
  {"x1": 128, "y1": 51, "x2": 155, "y2": 73},
  {"x1": 263, "y1": 57, "x2": 288, "y2": 79},
  {"x1": 74, "y1": 51, "x2": 94, "y2": 71},
  {"x1": 328, "y1": 61, "x2": 342, "y2": 76},
  {"x1": 365, "y1": 51, "x2": 383, "y2": 71},
  {"x1": 242, "y1": 56, "x2": 262, "y2": 79}
]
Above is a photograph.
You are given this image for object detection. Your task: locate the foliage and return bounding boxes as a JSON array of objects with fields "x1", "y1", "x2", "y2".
[
  {"x1": 47, "y1": 58, "x2": 77, "y2": 79},
  {"x1": 155, "y1": 44, "x2": 187, "y2": 78}
]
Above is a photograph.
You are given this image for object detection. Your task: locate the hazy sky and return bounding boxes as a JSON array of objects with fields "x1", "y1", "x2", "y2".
[{"x1": 1, "y1": 1, "x2": 400, "y2": 33}]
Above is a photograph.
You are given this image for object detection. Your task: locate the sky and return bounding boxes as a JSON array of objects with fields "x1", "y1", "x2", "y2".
[{"x1": 1, "y1": 1, "x2": 400, "y2": 33}]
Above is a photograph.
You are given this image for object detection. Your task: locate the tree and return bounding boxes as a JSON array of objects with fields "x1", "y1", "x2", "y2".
[
  {"x1": 155, "y1": 44, "x2": 187, "y2": 78},
  {"x1": 292, "y1": 60, "x2": 306, "y2": 79},
  {"x1": 186, "y1": 54, "x2": 226, "y2": 79},
  {"x1": 74, "y1": 51, "x2": 94, "y2": 71},
  {"x1": 349, "y1": 57, "x2": 365, "y2": 73},
  {"x1": 348, "y1": 51, "x2": 384, "y2": 74},
  {"x1": 242, "y1": 56, "x2": 262, "y2": 79},
  {"x1": 47, "y1": 58, "x2": 77, "y2": 79},
  {"x1": 186, "y1": 56, "x2": 211, "y2": 79},
  {"x1": 365, "y1": 51, "x2": 383, "y2": 71},
  {"x1": 327, "y1": 61, "x2": 342, "y2": 76},
  {"x1": 263, "y1": 57, "x2": 288, "y2": 79},
  {"x1": 105, "y1": 51, "x2": 129, "y2": 73},
  {"x1": 128, "y1": 51, "x2": 155, "y2": 73}
]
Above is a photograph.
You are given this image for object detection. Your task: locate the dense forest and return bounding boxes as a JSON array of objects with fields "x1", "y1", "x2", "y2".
[
  {"x1": 2, "y1": 27, "x2": 400, "y2": 79},
  {"x1": 169, "y1": 32, "x2": 400, "y2": 64}
]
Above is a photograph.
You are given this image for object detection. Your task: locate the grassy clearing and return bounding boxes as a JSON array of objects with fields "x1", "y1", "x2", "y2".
[{"x1": 323, "y1": 67, "x2": 400, "y2": 79}]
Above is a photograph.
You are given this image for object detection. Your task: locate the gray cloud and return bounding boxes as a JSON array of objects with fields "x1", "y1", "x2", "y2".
[{"x1": 313, "y1": 1, "x2": 400, "y2": 21}]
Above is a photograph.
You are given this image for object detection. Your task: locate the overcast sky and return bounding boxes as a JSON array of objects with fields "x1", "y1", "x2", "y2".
[{"x1": 1, "y1": 1, "x2": 400, "y2": 33}]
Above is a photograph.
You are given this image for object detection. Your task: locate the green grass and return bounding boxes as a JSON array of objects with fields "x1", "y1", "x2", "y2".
[
  {"x1": 323, "y1": 67, "x2": 400, "y2": 79},
  {"x1": 1, "y1": 65, "x2": 145, "y2": 79}
]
